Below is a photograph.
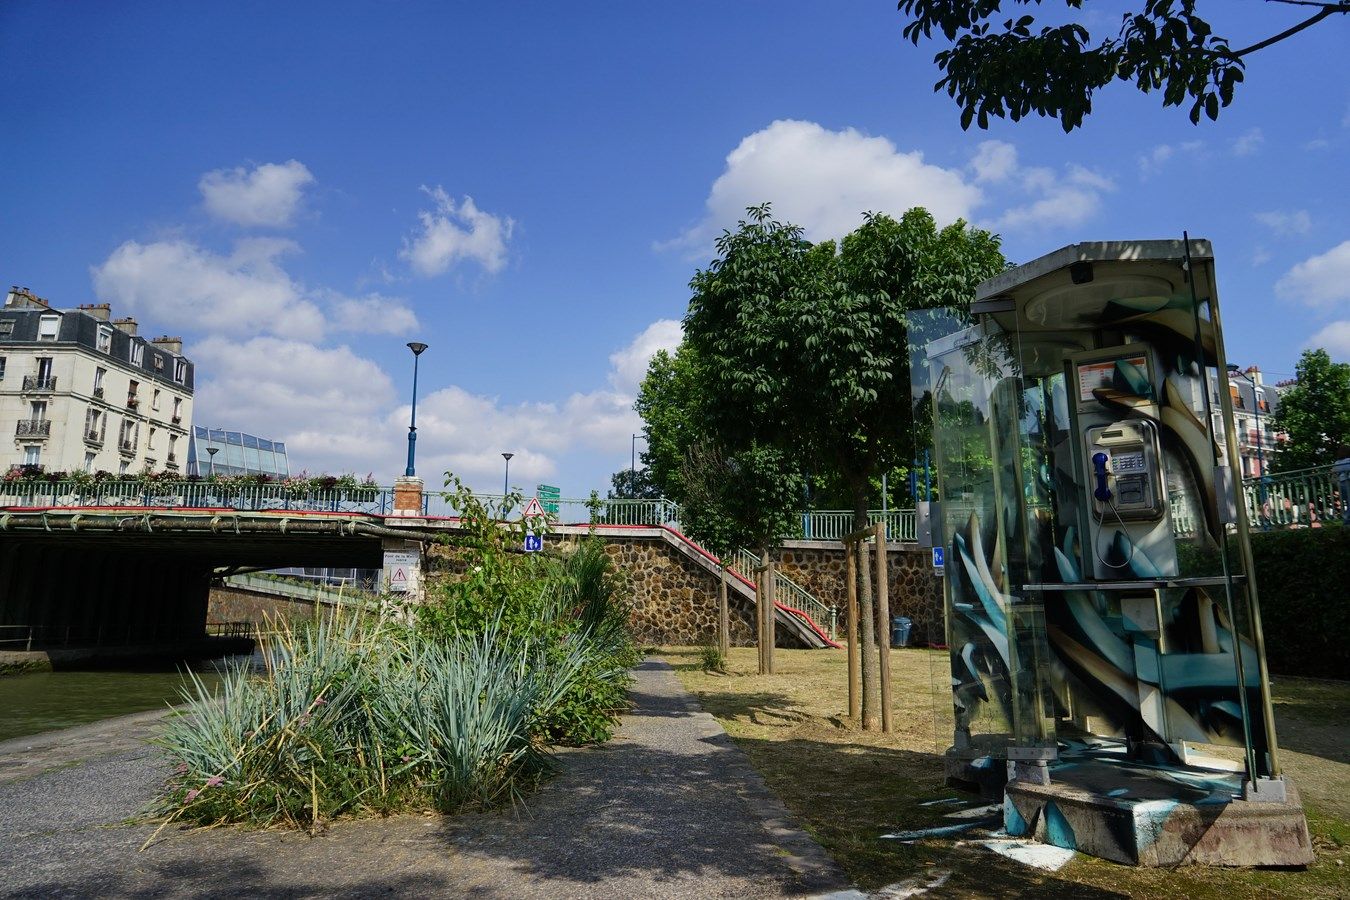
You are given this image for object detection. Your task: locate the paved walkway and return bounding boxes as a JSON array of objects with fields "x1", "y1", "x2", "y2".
[{"x1": 0, "y1": 659, "x2": 851, "y2": 899}]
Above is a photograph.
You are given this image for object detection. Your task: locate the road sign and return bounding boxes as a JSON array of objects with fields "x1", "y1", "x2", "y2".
[
  {"x1": 931, "y1": 546, "x2": 945, "y2": 573},
  {"x1": 522, "y1": 496, "x2": 545, "y2": 518},
  {"x1": 524, "y1": 532, "x2": 543, "y2": 553},
  {"x1": 383, "y1": 551, "x2": 418, "y2": 592},
  {"x1": 537, "y1": 483, "x2": 561, "y2": 515}
]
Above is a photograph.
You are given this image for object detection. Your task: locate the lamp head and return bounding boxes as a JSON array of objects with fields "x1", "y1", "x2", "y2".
[
  {"x1": 407, "y1": 341, "x2": 429, "y2": 356},
  {"x1": 502, "y1": 452, "x2": 514, "y2": 462},
  {"x1": 207, "y1": 447, "x2": 219, "y2": 457}
]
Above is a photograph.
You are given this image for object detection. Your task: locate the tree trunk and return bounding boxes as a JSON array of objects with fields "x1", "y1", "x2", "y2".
[
  {"x1": 874, "y1": 521, "x2": 893, "y2": 734},
  {"x1": 845, "y1": 542, "x2": 860, "y2": 721},
  {"x1": 855, "y1": 489, "x2": 878, "y2": 731},
  {"x1": 756, "y1": 561, "x2": 768, "y2": 675},
  {"x1": 763, "y1": 547, "x2": 776, "y2": 674},
  {"x1": 718, "y1": 563, "x2": 730, "y2": 657}
]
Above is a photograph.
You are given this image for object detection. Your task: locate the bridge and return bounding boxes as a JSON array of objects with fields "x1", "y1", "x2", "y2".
[{"x1": 0, "y1": 482, "x2": 916, "y2": 657}]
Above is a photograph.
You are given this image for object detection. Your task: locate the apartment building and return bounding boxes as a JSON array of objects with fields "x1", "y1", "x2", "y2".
[
  {"x1": 1224, "y1": 365, "x2": 1284, "y2": 478},
  {"x1": 1, "y1": 287, "x2": 194, "y2": 474}
]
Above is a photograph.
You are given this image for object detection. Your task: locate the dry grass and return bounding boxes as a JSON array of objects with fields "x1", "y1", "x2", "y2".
[{"x1": 659, "y1": 645, "x2": 1350, "y2": 898}]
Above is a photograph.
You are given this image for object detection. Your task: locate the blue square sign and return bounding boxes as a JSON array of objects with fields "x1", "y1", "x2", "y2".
[
  {"x1": 931, "y1": 546, "x2": 945, "y2": 570},
  {"x1": 524, "y1": 533, "x2": 543, "y2": 553}
]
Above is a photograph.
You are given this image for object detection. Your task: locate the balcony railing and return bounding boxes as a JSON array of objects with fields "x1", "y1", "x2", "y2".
[
  {"x1": 118, "y1": 438, "x2": 135, "y2": 455},
  {"x1": 15, "y1": 419, "x2": 51, "y2": 438},
  {"x1": 126, "y1": 396, "x2": 139, "y2": 409},
  {"x1": 92, "y1": 386, "x2": 104, "y2": 399},
  {"x1": 171, "y1": 414, "x2": 182, "y2": 425},
  {"x1": 22, "y1": 375, "x2": 56, "y2": 392},
  {"x1": 85, "y1": 428, "x2": 104, "y2": 447}
]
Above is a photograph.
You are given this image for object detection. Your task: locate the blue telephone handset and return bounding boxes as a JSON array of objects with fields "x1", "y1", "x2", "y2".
[{"x1": 1092, "y1": 451, "x2": 1112, "y2": 502}]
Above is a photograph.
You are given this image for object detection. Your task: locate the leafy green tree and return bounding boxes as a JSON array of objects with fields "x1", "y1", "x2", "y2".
[
  {"x1": 607, "y1": 466, "x2": 663, "y2": 500},
  {"x1": 1269, "y1": 349, "x2": 1350, "y2": 472},
  {"x1": 634, "y1": 344, "x2": 705, "y2": 501},
  {"x1": 898, "y1": 1, "x2": 1349, "y2": 132}
]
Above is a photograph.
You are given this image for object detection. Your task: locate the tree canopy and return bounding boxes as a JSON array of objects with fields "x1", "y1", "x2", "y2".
[
  {"x1": 898, "y1": 0, "x2": 1350, "y2": 132},
  {"x1": 1269, "y1": 348, "x2": 1350, "y2": 472}
]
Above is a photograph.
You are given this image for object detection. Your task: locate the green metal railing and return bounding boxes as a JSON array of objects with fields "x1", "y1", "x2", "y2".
[
  {"x1": 0, "y1": 480, "x2": 398, "y2": 514},
  {"x1": 1170, "y1": 463, "x2": 1343, "y2": 536},
  {"x1": 798, "y1": 509, "x2": 917, "y2": 542}
]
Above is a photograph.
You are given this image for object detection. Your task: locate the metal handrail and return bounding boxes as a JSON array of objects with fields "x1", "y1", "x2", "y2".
[
  {"x1": 21, "y1": 375, "x2": 56, "y2": 392},
  {"x1": 799, "y1": 509, "x2": 917, "y2": 542},
  {"x1": 15, "y1": 419, "x2": 51, "y2": 437},
  {"x1": 729, "y1": 547, "x2": 835, "y2": 639}
]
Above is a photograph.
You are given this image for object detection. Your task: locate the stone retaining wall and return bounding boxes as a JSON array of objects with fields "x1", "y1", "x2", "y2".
[
  {"x1": 774, "y1": 542, "x2": 944, "y2": 646},
  {"x1": 208, "y1": 585, "x2": 320, "y2": 624}
]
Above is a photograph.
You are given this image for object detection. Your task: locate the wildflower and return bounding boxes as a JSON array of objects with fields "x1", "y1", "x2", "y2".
[
  {"x1": 174, "y1": 763, "x2": 188, "y2": 775},
  {"x1": 401, "y1": 755, "x2": 412, "y2": 763},
  {"x1": 185, "y1": 789, "x2": 200, "y2": 802},
  {"x1": 314, "y1": 697, "x2": 327, "y2": 706},
  {"x1": 205, "y1": 776, "x2": 224, "y2": 788}
]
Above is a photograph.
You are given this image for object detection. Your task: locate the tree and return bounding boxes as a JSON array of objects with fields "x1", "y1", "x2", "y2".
[
  {"x1": 898, "y1": 1, "x2": 1350, "y2": 132},
  {"x1": 634, "y1": 344, "x2": 705, "y2": 501},
  {"x1": 607, "y1": 466, "x2": 662, "y2": 500},
  {"x1": 1269, "y1": 349, "x2": 1350, "y2": 472}
]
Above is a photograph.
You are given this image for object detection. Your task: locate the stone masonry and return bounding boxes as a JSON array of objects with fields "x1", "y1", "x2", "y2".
[{"x1": 774, "y1": 541, "x2": 944, "y2": 647}]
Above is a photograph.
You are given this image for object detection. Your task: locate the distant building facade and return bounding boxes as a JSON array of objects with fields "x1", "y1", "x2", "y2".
[
  {"x1": 1222, "y1": 365, "x2": 1285, "y2": 478},
  {"x1": 187, "y1": 427, "x2": 290, "y2": 478},
  {"x1": 0, "y1": 287, "x2": 194, "y2": 474}
]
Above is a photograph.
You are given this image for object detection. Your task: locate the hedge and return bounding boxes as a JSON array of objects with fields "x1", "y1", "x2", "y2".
[{"x1": 1249, "y1": 526, "x2": 1349, "y2": 680}]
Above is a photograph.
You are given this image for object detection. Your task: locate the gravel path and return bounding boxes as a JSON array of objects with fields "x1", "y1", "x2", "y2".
[{"x1": 0, "y1": 659, "x2": 851, "y2": 899}]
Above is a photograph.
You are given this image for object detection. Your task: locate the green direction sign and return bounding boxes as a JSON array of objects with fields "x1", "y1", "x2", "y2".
[{"x1": 536, "y1": 483, "x2": 561, "y2": 515}]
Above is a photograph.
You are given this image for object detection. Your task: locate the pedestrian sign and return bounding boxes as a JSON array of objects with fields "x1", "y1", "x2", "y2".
[
  {"x1": 931, "y1": 546, "x2": 945, "y2": 573},
  {"x1": 524, "y1": 532, "x2": 543, "y2": 553},
  {"x1": 522, "y1": 497, "x2": 545, "y2": 518}
]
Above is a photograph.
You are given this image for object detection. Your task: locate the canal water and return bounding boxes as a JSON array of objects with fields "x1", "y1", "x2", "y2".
[{"x1": 0, "y1": 660, "x2": 242, "y2": 742}]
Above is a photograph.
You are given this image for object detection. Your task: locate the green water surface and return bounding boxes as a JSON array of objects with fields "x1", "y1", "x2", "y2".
[{"x1": 0, "y1": 665, "x2": 229, "y2": 742}]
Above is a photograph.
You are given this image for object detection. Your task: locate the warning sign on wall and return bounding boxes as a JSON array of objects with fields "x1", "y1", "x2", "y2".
[{"x1": 383, "y1": 551, "x2": 418, "y2": 592}]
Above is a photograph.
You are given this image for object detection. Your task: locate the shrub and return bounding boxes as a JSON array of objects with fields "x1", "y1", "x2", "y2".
[
  {"x1": 158, "y1": 614, "x2": 587, "y2": 830},
  {"x1": 699, "y1": 644, "x2": 727, "y2": 674},
  {"x1": 1248, "y1": 525, "x2": 1349, "y2": 680}
]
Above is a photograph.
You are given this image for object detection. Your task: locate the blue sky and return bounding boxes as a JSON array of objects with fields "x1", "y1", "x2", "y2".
[{"x1": 2, "y1": 2, "x2": 1347, "y2": 495}]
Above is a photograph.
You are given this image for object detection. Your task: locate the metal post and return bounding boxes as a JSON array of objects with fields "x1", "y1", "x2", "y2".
[
  {"x1": 845, "y1": 543, "x2": 859, "y2": 721},
  {"x1": 631, "y1": 433, "x2": 637, "y2": 498},
  {"x1": 405, "y1": 342, "x2": 428, "y2": 477},
  {"x1": 502, "y1": 452, "x2": 513, "y2": 508}
]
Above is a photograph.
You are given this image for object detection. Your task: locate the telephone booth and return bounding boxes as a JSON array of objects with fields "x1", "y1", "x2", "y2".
[{"x1": 910, "y1": 240, "x2": 1312, "y2": 867}]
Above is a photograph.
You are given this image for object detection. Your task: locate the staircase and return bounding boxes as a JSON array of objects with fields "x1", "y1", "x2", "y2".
[{"x1": 655, "y1": 528, "x2": 839, "y2": 649}]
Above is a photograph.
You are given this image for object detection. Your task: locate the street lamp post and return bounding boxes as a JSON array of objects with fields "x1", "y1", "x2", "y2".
[
  {"x1": 404, "y1": 342, "x2": 429, "y2": 477},
  {"x1": 630, "y1": 433, "x2": 637, "y2": 498},
  {"x1": 1228, "y1": 364, "x2": 1268, "y2": 529},
  {"x1": 502, "y1": 452, "x2": 513, "y2": 501},
  {"x1": 206, "y1": 446, "x2": 219, "y2": 478}
]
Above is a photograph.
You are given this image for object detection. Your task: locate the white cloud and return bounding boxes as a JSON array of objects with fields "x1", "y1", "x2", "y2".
[
  {"x1": 667, "y1": 119, "x2": 984, "y2": 249},
  {"x1": 91, "y1": 238, "x2": 418, "y2": 339},
  {"x1": 1254, "y1": 210, "x2": 1312, "y2": 236},
  {"x1": 1309, "y1": 321, "x2": 1350, "y2": 360},
  {"x1": 1275, "y1": 240, "x2": 1350, "y2": 309},
  {"x1": 607, "y1": 319, "x2": 682, "y2": 393},
  {"x1": 1138, "y1": 144, "x2": 1173, "y2": 177},
  {"x1": 198, "y1": 160, "x2": 314, "y2": 227},
  {"x1": 1251, "y1": 246, "x2": 1272, "y2": 267},
  {"x1": 986, "y1": 162, "x2": 1114, "y2": 232},
  {"x1": 1232, "y1": 128, "x2": 1264, "y2": 157},
  {"x1": 970, "y1": 141, "x2": 1018, "y2": 183},
  {"x1": 400, "y1": 186, "x2": 514, "y2": 277},
  {"x1": 192, "y1": 336, "x2": 399, "y2": 474}
]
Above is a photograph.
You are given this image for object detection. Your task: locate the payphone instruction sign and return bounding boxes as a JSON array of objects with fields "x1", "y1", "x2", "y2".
[{"x1": 1077, "y1": 355, "x2": 1147, "y2": 401}]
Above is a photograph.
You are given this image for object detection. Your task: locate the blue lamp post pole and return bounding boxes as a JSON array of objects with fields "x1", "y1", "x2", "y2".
[{"x1": 405, "y1": 342, "x2": 428, "y2": 477}]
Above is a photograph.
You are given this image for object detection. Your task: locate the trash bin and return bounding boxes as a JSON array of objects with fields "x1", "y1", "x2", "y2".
[
  {"x1": 1334, "y1": 458, "x2": 1350, "y2": 526},
  {"x1": 890, "y1": 616, "x2": 912, "y2": 648}
]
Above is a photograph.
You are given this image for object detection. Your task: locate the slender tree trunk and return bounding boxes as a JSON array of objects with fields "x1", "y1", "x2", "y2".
[
  {"x1": 845, "y1": 542, "x2": 860, "y2": 722},
  {"x1": 763, "y1": 547, "x2": 776, "y2": 674},
  {"x1": 874, "y1": 521, "x2": 893, "y2": 734},
  {"x1": 855, "y1": 489, "x2": 878, "y2": 731},
  {"x1": 756, "y1": 562, "x2": 768, "y2": 675},
  {"x1": 718, "y1": 563, "x2": 730, "y2": 657}
]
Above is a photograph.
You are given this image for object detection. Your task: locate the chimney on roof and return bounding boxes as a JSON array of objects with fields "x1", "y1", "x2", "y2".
[
  {"x1": 151, "y1": 335, "x2": 183, "y2": 355},
  {"x1": 1245, "y1": 365, "x2": 1263, "y2": 386},
  {"x1": 112, "y1": 316, "x2": 138, "y2": 336},
  {"x1": 5, "y1": 287, "x2": 45, "y2": 309},
  {"x1": 78, "y1": 303, "x2": 112, "y2": 322}
]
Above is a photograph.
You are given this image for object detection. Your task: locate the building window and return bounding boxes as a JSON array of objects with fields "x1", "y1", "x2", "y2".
[
  {"x1": 119, "y1": 418, "x2": 136, "y2": 450},
  {"x1": 128, "y1": 380, "x2": 139, "y2": 409},
  {"x1": 152, "y1": 388, "x2": 161, "y2": 411},
  {"x1": 38, "y1": 315, "x2": 60, "y2": 341},
  {"x1": 168, "y1": 434, "x2": 178, "y2": 464},
  {"x1": 85, "y1": 407, "x2": 104, "y2": 441},
  {"x1": 93, "y1": 367, "x2": 105, "y2": 397},
  {"x1": 23, "y1": 445, "x2": 40, "y2": 466},
  {"x1": 36, "y1": 357, "x2": 53, "y2": 381},
  {"x1": 130, "y1": 342, "x2": 144, "y2": 367},
  {"x1": 0, "y1": 319, "x2": 13, "y2": 336},
  {"x1": 153, "y1": 353, "x2": 164, "y2": 372},
  {"x1": 171, "y1": 396, "x2": 182, "y2": 423},
  {"x1": 83, "y1": 451, "x2": 96, "y2": 471},
  {"x1": 29, "y1": 400, "x2": 46, "y2": 422},
  {"x1": 119, "y1": 460, "x2": 129, "y2": 475},
  {"x1": 173, "y1": 358, "x2": 186, "y2": 384},
  {"x1": 97, "y1": 326, "x2": 112, "y2": 353},
  {"x1": 148, "y1": 426, "x2": 157, "y2": 450},
  {"x1": 0, "y1": 357, "x2": 5, "y2": 381}
]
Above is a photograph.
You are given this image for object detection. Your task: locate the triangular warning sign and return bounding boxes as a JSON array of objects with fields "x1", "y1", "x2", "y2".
[
  {"x1": 393, "y1": 567, "x2": 407, "y2": 582},
  {"x1": 522, "y1": 497, "x2": 545, "y2": 518}
]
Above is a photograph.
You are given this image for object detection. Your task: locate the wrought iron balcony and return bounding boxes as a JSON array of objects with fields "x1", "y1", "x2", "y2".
[
  {"x1": 16, "y1": 419, "x2": 51, "y2": 438},
  {"x1": 22, "y1": 375, "x2": 56, "y2": 392},
  {"x1": 171, "y1": 414, "x2": 182, "y2": 425},
  {"x1": 126, "y1": 396, "x2": 139, "y2": 410},
  {"x1": 85, "y1": 429, "x2": 104, "y2": 447},
  {"x1": 93, "y1": 386, "x2": 104, "y2": 399},
  {"x1": 119, "y1": 437, "x2": 136, "y2": 454}
]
